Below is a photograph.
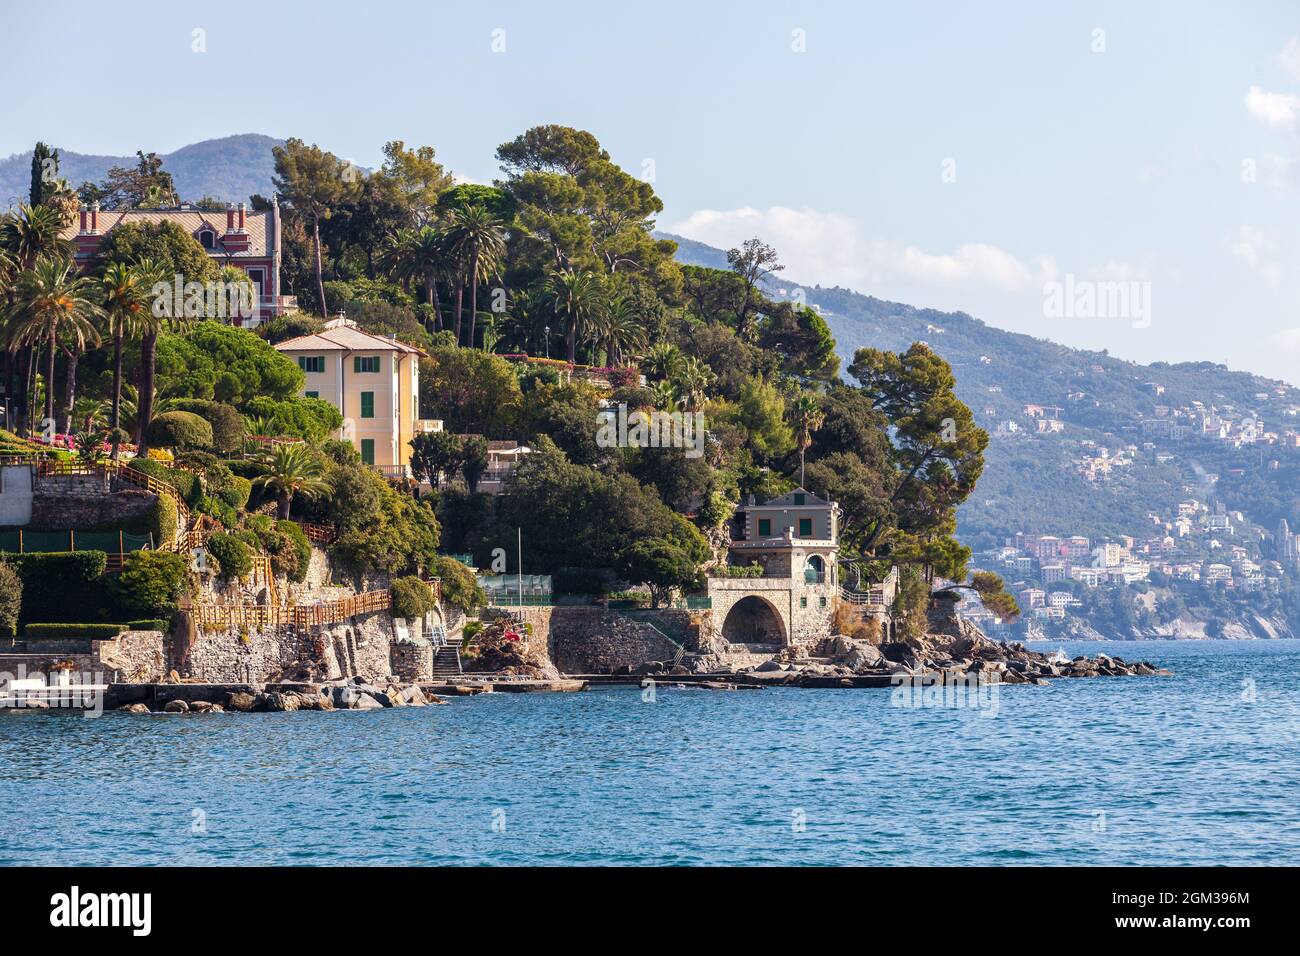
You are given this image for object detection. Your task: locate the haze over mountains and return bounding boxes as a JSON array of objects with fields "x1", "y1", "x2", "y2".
[{"x1": 0, "y1": 134, "x2": 282, "y2": 208}]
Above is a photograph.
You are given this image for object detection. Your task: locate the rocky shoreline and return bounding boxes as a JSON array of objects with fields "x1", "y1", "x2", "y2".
[{"x1": 628, "y1": 612, "x2": 1171, "y2": 686}]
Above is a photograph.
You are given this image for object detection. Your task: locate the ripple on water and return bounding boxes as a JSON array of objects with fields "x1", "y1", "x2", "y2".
[{"x1": 2, "y1": 639, "x2": 1300, "y2": 864}]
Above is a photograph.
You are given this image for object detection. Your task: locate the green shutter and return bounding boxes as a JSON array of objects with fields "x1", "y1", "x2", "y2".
[
  {"x1": 360, "y1": 392, "x2": 374, "y2": 418},
  {"x1": 799, "y1": 518, "x2": 813, "y2": 537},
  {"x1": 758, "y1": 518, "x2": 771, "y2": 537},
  {"x1": 360, "y1": 439, "x2": 375, "y2": 465}
]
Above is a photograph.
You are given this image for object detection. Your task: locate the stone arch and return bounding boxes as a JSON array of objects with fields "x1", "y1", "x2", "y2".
[
  {"x1": 722, "y1": 595, "x2": 787, "y2": 645},
  {"x1": 804, "y1": 555, "x2": 825, "y2": 584}
]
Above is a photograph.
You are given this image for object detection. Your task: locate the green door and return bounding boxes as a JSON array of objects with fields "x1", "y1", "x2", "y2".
[{"x1": 360, "y1": 439, "x2": 375, "y2": 465}]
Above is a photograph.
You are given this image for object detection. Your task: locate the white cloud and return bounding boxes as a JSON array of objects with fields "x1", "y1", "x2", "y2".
[
  {"x1": 1275, "y1": 327, "x2": 1300, "y2": 352},
  {"x1": 666, "y1": 205, "x2": 1050, "y2": 293},
  {"x1": 1281, "y1": 36, "x2": 1300, "y2": 81},
  {"x1": 1231, "y1": 225, "x2": 1281, "y2": 282},
  {"x1": 1245, "y1": 85, "x2": 1300, "y2": 130}
]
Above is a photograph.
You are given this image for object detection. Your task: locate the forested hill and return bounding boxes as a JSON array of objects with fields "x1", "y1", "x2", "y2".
[
  {"x1": 0, "y1": 134, "x2": 282, "y2": 207},
  {"x1": 662, "y1": 231, "x2": 1300, "y2": 549}
]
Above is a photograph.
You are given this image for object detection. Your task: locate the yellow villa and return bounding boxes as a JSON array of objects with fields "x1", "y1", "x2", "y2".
[{"x1": 273, "y1": 317, "x2": 441, "y2": 475}]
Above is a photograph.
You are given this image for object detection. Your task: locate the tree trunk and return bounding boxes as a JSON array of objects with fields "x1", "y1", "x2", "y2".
[
  {"x1": 430, "y1": 278, "x2": 443, "y2": 332},
  {"x1": 110, "y1": 330, "x2": 124, "y2": 459},
  {"x1": 279, "y1": 492, "x2": 291, "y2": 520},
  {"x1": 468, "y1": 250, "x2": 479, "y2": 349},
  {"x1": 44, "y1": 330, "x2": 56, "y2": 427},
  {"x1": 453, "y1": 286, "x2": 464, "y2": 345},
  {"x1": 2, "y1": 350, "x2": 11, "y2": 435},
  {"x1": 60, "y1": 348, "x2": 78, "y2": 435},
  {"x1": 566, "y1": 322, "x2": 576, "y2": 364},
  {"x1": 19, "y1": 345, "x2": 33, "y2": 434},
  {"x1": 136, "y1": 331, "x2": 158, "y2": 455},
  {"x1": 312, "y1": 215, "x2": 327, "y2": 318}
]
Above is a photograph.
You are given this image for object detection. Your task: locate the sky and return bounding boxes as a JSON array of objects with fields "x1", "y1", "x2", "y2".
[{"x1": 2, "y1": 0, "x2": 1299, "y2": 382}]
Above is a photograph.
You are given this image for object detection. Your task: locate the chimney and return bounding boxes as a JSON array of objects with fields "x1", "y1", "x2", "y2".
[
  {"x1": 89, "y1": 202, "x2": 99, "y2": 233},
  {"x1": 238, "y1": 202, "x2": 246, "y2": 230},
  {"x1": 226, "y1": 203, "x2": 235, "y2": 233},
  {"x1": 79, "y1": 205, "x2": 87, "y2": 233}
]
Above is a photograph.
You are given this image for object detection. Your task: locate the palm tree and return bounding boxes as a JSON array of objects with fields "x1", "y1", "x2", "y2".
[
  {"x1": 544, "y1": 269, "x2": 605, "y2": 364},
  {"x1": 442, "y1": 204, "x2": 506, "y2": 349},
  {"x1": 642, "y1": 341, "x2": 684, "y2": 381},
  {"x1": 2, "y1": 205, "x2": 72, "y2": 434},
  {"x1": 10, "y1": 257, "x2": 101, "y2": 429},
  {"x1": 791, "y1": 392, "x2": 825, "y2": 487},
  {"x1": 649, "y1": 379, "x2": 678, "y2": 411},
  {"x1": 100, "y1": 262, "x2": 151, "y2": 458},
  {"x1": 253, "y1": 444, "x2": 331, "y2": 519},
  {"x1": 673, "y1": 356, "x2": 715, "y2": 413},
  {"x1": 589, "y1": 296, "x2": 646, "y2": 367},
  {"x1": 1, "y1": 204, "x2": 71, "y2": 270},
  {"x1": 129, "y1": 257, "x2": 175, "y2": 457},
  {"x1": 386, "y1": 226, "x2": 449, "y2": 330}
]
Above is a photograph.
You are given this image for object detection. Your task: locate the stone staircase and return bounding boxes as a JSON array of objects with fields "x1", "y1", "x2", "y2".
[
  {"x1": 430, "y1": 646, "x2": 462, "y2": 677},
  {"x1": 427, "y1": 626, "x2": 462, "y2": 677}
]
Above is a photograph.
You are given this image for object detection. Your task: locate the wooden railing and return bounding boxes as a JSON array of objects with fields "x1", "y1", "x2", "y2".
[
  {"x1": 192, "y1": 589, "x2": 391, "y2": 631},
  {"x1": 295, "y1": 521, "x2": 336, "y2": 544}
]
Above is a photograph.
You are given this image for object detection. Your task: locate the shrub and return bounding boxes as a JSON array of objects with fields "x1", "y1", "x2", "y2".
[
  {"x1": 429, "y1": 555, "x2": 485, "y2": 614},
  {"x1": 125, "y1": 619, "x2": 169, "y2": 632},
  {"x1": 197, "y1": 495, "x2": 238, "y2": 529},
  {"x1": 391, "y1": 575, "x2": 436, "y2": 620},
  {"x1": 218, "y1": 475, "x2": 253, "y2": 511},
  {"x1": 171, "y1": 400, "x2": 246, "y2": 455},
  {"x1": 110, "y1": 551, "x2": 189, "y2": 618},
  {"x1": 206, "y1": 532, "x2": 253, "y2": 580},
  {"x1": 0, "y1": 560, "x2": 21, "y2": 637},
  {"x1": 147, "y1": 410, "x2": 214, "y2": 450},
  {"x1": 276, "y1": 521, "x2": 311, "y2": 582},
  {"x1": 130, "y1": 457, "x2": 201, "y2": 505},
  {"x1": 147, "y1": 493, "x2": 179, "y2": 548}
]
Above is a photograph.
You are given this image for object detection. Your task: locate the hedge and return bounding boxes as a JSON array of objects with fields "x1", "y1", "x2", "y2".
[
  {"x1": 23, "y1": 619, "x2": 169, "y2": 638},
  {"x1": 147, "y1": 493, "x2": 179, "y2": 548},
  {"x1": 131, "y1": 458, "x2": 201, "y2": 506},
  {"x1": 25, "y1": 622, "x2": 125, "y2": 639},
  {"x1": 1, "y1": 551, "x2": 113, "y2": 625}
]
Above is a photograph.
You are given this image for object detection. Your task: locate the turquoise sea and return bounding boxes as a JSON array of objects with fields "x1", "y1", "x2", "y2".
[{"x1": 2, "y1": 639, "x2": 1298, "y2": 866}]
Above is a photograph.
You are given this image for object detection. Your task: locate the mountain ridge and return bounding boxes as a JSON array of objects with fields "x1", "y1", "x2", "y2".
[{"x1": 0, "y1": 133, "x2": 283, "y2": 208}]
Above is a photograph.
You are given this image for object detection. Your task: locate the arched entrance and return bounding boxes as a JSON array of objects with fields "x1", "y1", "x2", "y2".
[
  {"x1": 804, "y1": 555, "x2": 825, "y2": 584},
  {"x1": 722, "y1": 596, "x2": 786, "y2": 645}
]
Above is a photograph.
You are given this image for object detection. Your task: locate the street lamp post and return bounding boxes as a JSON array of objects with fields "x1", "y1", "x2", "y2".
[{"x1": 544, "y1": 326, "x2": 550, "y2": 359}]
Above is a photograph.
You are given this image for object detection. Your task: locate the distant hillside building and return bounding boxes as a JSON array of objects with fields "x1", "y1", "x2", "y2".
[
  {"x1": 61, "y1": 202, "x2": 295, "y2": 326},
  {"x1": 274, "y1": 317, "x2": 441, "y2": 476}
]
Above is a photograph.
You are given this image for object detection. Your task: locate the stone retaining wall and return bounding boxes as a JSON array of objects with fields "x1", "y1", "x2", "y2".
[
  {"x1": 181, "y1": 610, "x2": 395, "y2": 685},
  {"x1": 546, "y1": 606, "x2": 689, "y2": 674}
]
